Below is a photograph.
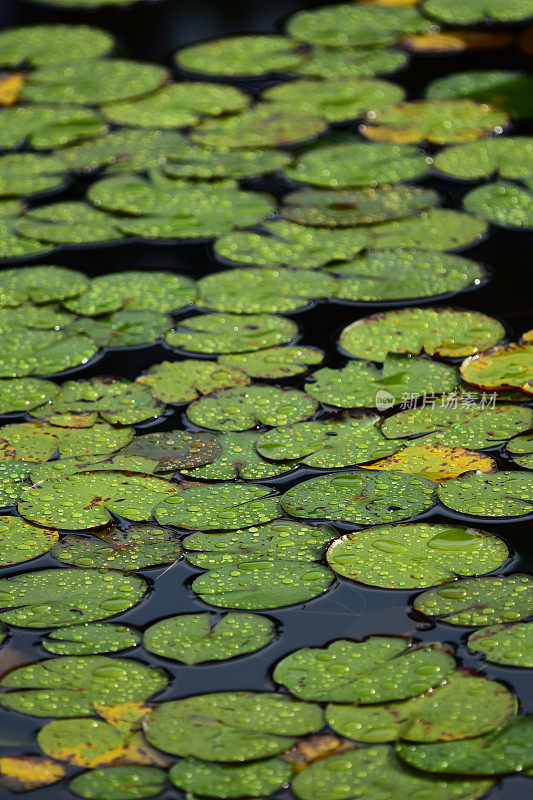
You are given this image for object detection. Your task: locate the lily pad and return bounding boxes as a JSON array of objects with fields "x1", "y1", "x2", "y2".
[
  {"x1": 0, "y1": 265, "x2": 89, "y2": 308},
  {"x1": 0, "y1": 655, "x2": 167, "y2": 717},
  {"x1": 362, "y1": 100, "x2": 508, "y2": 144},
  {"x1": 21, "y1": 60, "x2": 168, "y2": 106},
  {"x1": 144, "y1": 691, "x2": 324, "y2": 760},
  {"x1": 0, "y1": 516, "x2": 57, "y2": 566},
  {"x1": 281, "y1": 470, "x2": 436, "y2": 525},
  {"x1": 427, "y1": 71, "x2": 533, "y2": 120},
  {"x1": 154, "y1": 481, "x2": 280, "y2": 530},
  {"x1": 370, "y1": 208, "x2": 488, "y2": 251},
  {"x1": 282, "y1": 185, "x2": 439, "y2": 227},
  {"x1": 164, "y1": 146, "x2": 291, "y2": 180},
  {"x1": 273, "y1": 637, "x2": 455, "y2": 702},
  {"x1": 463, "y1": 181, "x2": 533, "y2": 229},
  {"x1": 284, "y1": 140, "x2": 431, "y2": 189},
  {"x1": 51, "y1": 524, "x2": 182, "y2": 570},
  {"x1": 0, "y1": 303, "x2": 74, "y2": 333},
  {"x1": 339, "y1": 307, "x2": 505, "y2": 361},
  {"x1": 434, "y1": 137, "x2": 533, "y2": 181},
  {"x1": 305, "y1": 354, "x2": 459, "y2": 409},
  {"x1": 191, "y1": 107, "x2": 327, "y2": 150},
  {"x1": 60, "y1": 129, "x2": 187, "y2": 173},
  {"x1": 461, "y1": 342, "x2": 533, "y2": 391},
  {"x1": 295, "y1": 46, "x2": 408, "y2": 79},
  {"x1": 170, "y1": 756, "x2": 291, "y2": 798},
  {"x1": 0, "y1": 204, "x2": 55, "y2": 261},
  {"x1": 413, "y1": 574, "x2": 533, "y2": 626},
  {"x1": 43, "y1": 623, "x2": 141, "y2": 656},
  {"x1": 119, "y1": 431, "x2": 222, "y2": 472},
  {"x1": 0, "y1": 24, "x2": 114, "y2": 67},
  {"x1": 0, "y1": 377, "x2": 58, "y2": 414},
  {"x1": 144, "y1": 612, "x2": 275, "y2": 664},
  {"x1": 65, "y1": 272, "x2": 195, "y2": 316},
  {"x1": 0, "y1": 421, "x2": 132, "y2": 462},
  {"x1": 175, "y1": 34, "x2": 305, "y2": 77},
  {"x1": 0, "y1": 153, "x2": 69, "y2": 198},
  {"x1": 69, "y1": 766, "x2": 167, "y2": 800},
  {"x1": 467, "y1": 622, "x2": 533, "y2": 667},
  {"x1": 0, "y1": 755, "x2": 65, "y2": 793},
  {"x1": 166, "y1": 313, "x2": 298, "y2": 355},
  {"x1": 19, "y1": 471, "x2": 177, "y2": 530},
  {"x1": 219, "y1": 347, "x2": 323, "y2": 379},
  {"x1": 214, "y1": 220, "x2": 372, "y2": 269},
  {"x1": 437, "y1": 471, "x2": 533, "y2": 518},
  {"x1": 327, "y1": 522, "x2": 508, "y2": 589},
  {"x1": 0, "y1": 461, "x2": 34, "y2": 506},
  {"x1": 181, "y1": 431, "x2": 295, "y2": 480},
  {"x1": 136, "y1": 360, "x2": 250, "y2": 405},
  {"x1": 362, "y1": 444, "x2": 496, "y2": 481},
  {"x1": 0, "y1": 105, "x2": 106, "y2": 150},
  {"x1": 72, "y1": 310, "x2": 171, "y2": 349},
  {"x1": 397, "y1": 716, "x2": 533, "y2": 775},
  {"x1": 0, "y1": 567, "x2": 147, "y2": 628},
  {"x1": 403, "y1": 29, "x2": 515, "y2": 53},
  {"x1": 423, "y1": 0, "x2": 533, "y2": 24},
  {"x1": 186, "y1": 385, "x2": 318, "y2": 431},
  {"x1": 16, "y1": 202, "x2": 121, "y2": 245}
]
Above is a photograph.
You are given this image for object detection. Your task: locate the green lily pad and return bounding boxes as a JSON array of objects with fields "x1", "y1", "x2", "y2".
[
  {"x1": 460, "y1": 342, "x2": 533, "y2": 391},
  {"x1": 0, "y1": 24, "x2": 114, "y2": 67},
  {"x1": 64, "y1": 272, "x2": 196, "y2": 316},
  {"x1": 19, "y1": 471, "x2": 178, "y2": 530},
  {"x1": 263, "y1": 77, "x2": 405, "y2": 122},
  {"x1": 286, "y1": 5, "x2": 434, "y2": 48},
  {"x1": 467, "y1": 622, "x2": 533, "y2": 667},
  {"x1": 362, "y1": 100, "x2": 508, "y2": 145},
  {"x1": 0, "y1": 207, "x2": 55, "y2": 261},
  {"x1": 43, "y1": 623, "x2": 141, "y2": 656},
  {"x1": 102, "y1": 82, "x2": 249, "y2": 129},
  {"x1": 154, "y1": 481, "x2": 280, "y2": 530},
  {"x1": 28, "y1": 454, "x2": 167, "y2": 482},
  {"x1": 434, "y1": 137, "x2": 533, "y2": 181},
  {"x1": 186, "y1": 385, "x2": 318, "y2": 431},
  {"x1": 170, "y1": 756, "x2": 291, "y2": 798},
  {"x1": 295, "y1": 46, "x2": 408, "y2": 79},
  {"x1": 16, "y1": 202, "x2": 121, "y2": 245},
  {"x1": 305, "y1": 354, "x2": 459, "y2": 409},
  {"x1": 328, "y1": 249, "x2": 485, "y2": 302},
  {"x1": 0, "y1": 153, "x2": 69, "y2": 198},
  {"x1": 273, "y1": 637, "x2": 455, "y2": 703},
  {"x1": 423, "y1": 0, "x2": 533, "y2": 24},
  {"x1": 135, "y1": 360, "x2": 250, "y2": 405},
  {"x1": 370, "y1": 208, "x2": 488, "y2": 251},
  {"x1": 181, "y1": 431, "x2": 294, "y2": 480},
  {"x1": 0, "y1": 377, "x2": 58, "y2": 414},
  {"x1": 282, "y1": 185, "x2": 439, "y2": 227},
  {"x1": 340, "y1": 307, "x2": 505, "y2": 361},
  {"x1": 327, "y1": 671, "x2": 516, "y2": 742},
  {"x1": 281, "y1": 470, "x2": 436, "y2": 525},
  {"x1": 0, "y1": 421, "x2": 132, "y2": 462},
  {"x1": 0, "y1": 265, "x2": 89, "y2": 308},
  {"x1": 0, "y1": 515, "x2": 58, "y2": 566},
  {"x1": 507, "y1": 432, "x2": 533, "y2": 466},
  {"x1": 0, "y1": 105, "x2": 106, "y2": 150},
  {"x1": 437, "y1": 471, "x2": 533, "y2": 518},
  {"x1": 0, "y1": 655, "x2": 167, "y2": 717},
  {"x1": 166, "y1": 313, "x2": 298, "y2": 355},
  {"x1": 119, "y1": 431, "x2": 222, "y2": 472},
  {"x1": 60, "y1": 129, "x2": 187, "y2": 173},
  {"x1": 0, "y1": 461, "x2": 34, "y2": 506},
  {"x1": 51, "y1": 524, "x2": 182, "y2": 570},
  {"x1": 69, "y1": 766, "x2": 166, "y2": 800},
  {"x1": 427, "y1": 71, "x2": 533, "y2": 120},
  {"x1": 327, "y1": 523, "x2": 509, "y2": 590},
  {"x1": 256, "y1": 412, "x2": 398, "y2": 468},
  {"x1": 463, "y1": 181, "x2": 533, "y2": 229},
  {"x1": 284, "y1": 140, "x2": 431, "y2": 189},
  {"x1": 214, "y1": 220, "x2": 372, "y2": 269},
  {"x1": 72, "y1": 310, "x2": 171, "y2": 348},
  {"x1": 0, "y1": 303, "x2": 74, "y2": 333},
  {"x1": 192, "y1": 560, "x2": 334, "y2": 609},
  {"x1": 163, "y1": 146, "x2": 291, "y2": 180},
  {"x1": 0, "y1": 567, "x2": 147, "y2": 628},
  {"x1": 184, "y1": 521, "x2": 333, "y2": 568},
  {"x1": 191, "y1": 107, "x2": 327, "y2": 150},
  {"x1": 175, "y1": 34, "x2": 305, "y2": 77},
  {"x1": 414, "y1": 574, "x2": 533, "y2": 626},
  {"x1": 145, "y1": 691, "x2": 323, "y2": 760},
  {"x1": 218, "y1": 347, "x2": 323, "y2": 379},
  {"x1": 21, "y1": 60, "x2": 168, "y2": 106},
  {"x1": 397, "y1": 716, "x2": 533, "y2": 775},
  {"x1": 144, "y1": 612, "x2": 275, "y2": 665},
  {"x1": 382, "y1": 403, "x2": 533, "y2": 450},
  {"x1": 291, "y1": 745, "x2": 494, "y2": 800}
]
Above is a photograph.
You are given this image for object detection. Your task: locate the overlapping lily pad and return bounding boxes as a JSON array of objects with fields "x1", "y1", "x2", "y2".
[
  {"x1": 0, "y1": 420, "x2": 132, "y2": 462},
  {"x1": 461, "y1": 342, "x2": 533, "y2": 391},
  {"x1": 0, "y1": 461, "x2": 34, "y2": 506},
  {"x1": 427, "y1": 71, "x2": 533, "y2": 120},
  {"x1": 136, "y1": 360, "x2": 250, "y2": 404},
  {"x1": 0, "y1": 516, "x2": 57, "y2": 566},
  {"x1": 191, "y1": 107, "x2": 327, "y2": 150},
  {"x1": 507, "y1": 433, "x2": 533, "y2": 469},
  {"x1": 370, "y1": 208, "x2": 488, "y2": 251},
  {"x1": 295, "y1": 46, "x2": 408, "y2": 79},
  {"x1": 0, "y1": 24, "x2": 114, "y2": 67},
  {"x1": 0, "y1": 377, "x2": 58, "y2": 414},
  {"x1": 59, "y1": 129, "x2": 187, "y2": 173},
  {"x1": 163, "y1": 146, "x2": 291, "y2": 180},
  {"x1": 423, "y1": 0, "x2": 533, "y2": 24},
  {"x1": 72, "y1": 310, "x2": 171, "y2": 349},
  {"x1": 281, "y1": 470, "x2": 436, "y2": 525},
  {"x1": 0, "y1": 202, "x2": 55, "y2": 260},
  {"x1": 43, "y1": 623, "x2": 141, "y2": 656},
  {"x1": 0, "y1": 265, "x2": 89, "y2": 308},
  {"x1": 434, "y1": 137, "x2": 533, "y2": 181},
  {"x1": 414, "y1": 574, "x2": 533, "y2": 625},
  {"x1": 0, "y1": 105, "x2": 106, "y2": 151},
  {"x1": 181, "y1": 431, "x2": 295, "y2": 480},
  {"x1": 218, "y1": 347, "x2": 323, "y2": 379},
  {"x1": 69, "y1": 766, "x2": 167, "y2": 800},
  {"x1": 0, "y1": 755, "x2": 65, "y2": 793},
  {"x1": 339, "y1": 307, "x2": 505, "y2": 360},
  {"x1": 467, "y1": 622, "x2": 533, "y2": 667},
  {"x1": 362, "y1": 444, "x2": 496, "y2": 480},
  {"x1": 144, "y1": 612, "x2": 275, "y2": 664},
  {"x1": 16, "y1": 202, "x2": 121, "y2": 245},
  {"x1": 119, "y1": 430, "x2": 222, "y2": 472},
  {"x1": 170, "y1": 756, "x2": 291, "y2": 798},
  {"x1": 175, "y1": 34, "x2": 305, "y2": 77},
  {"x1": 437, "y1": 471, "x2": 533, "y2": 518},
  {"x1": 463, "y1": 181, "x2": 533, "y2": 229},
  {"x1": 166, "y1": 313, "x2": 298, "y2": 354},
  {"x1": 327, "y1": 522, "x2": 508, "y2": 589},
  {"x1": 0, "y1": 153, "x2": 70, "y2": 198}
]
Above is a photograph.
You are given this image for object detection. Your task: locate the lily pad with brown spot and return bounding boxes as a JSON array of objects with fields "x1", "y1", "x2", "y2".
[
  {"x1": 461, "y1": 342, "x2": 533, "y2": 392},
  {"x1": 467, "y1": 622, "x2": 533, "y2": 668},
  {"x1": 362, "y1": 444, "x2": 496, "y2": 481},
  {"x1": 166, "y1": 313, "x2": 298, "y2": 355},
  {"x1": 73, "y1": 311, "x2": 171, "y2": 349},
  {"x1": 191, "y1": 107, "x2": 328, "y2": 150},
  {"x1": 0, "y1": 516, "x2": 58, "y2": 566},
  {"x1": 119, "y1": 431, "x2": 222, "y2": 472},
  {"x1": 0, "y1": 421, "x2": 132, "y2": 463},
  {"x1": 0, "y1": 756, "x2": 65, "y2": 793}
]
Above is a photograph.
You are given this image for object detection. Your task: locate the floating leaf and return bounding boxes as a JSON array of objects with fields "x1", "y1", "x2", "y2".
[
  {"x1": 0, "y1": 655, "x2": 167, "y2": 718},
  {"x1": 0, "y1": 377, "x2": 58, "y2": 414},
  {"x1": 0, "y1": 203, "x2": 55, "y2": 260},
  {"x1": 467, "y1": 622, "x2": 533, "y2": 667},
  {"x1": 427, "y1": 71, "x2": 533, "y2": 120},
  {"x1": 273, "y1": 637, "x2": 454, "y2": 703},
  {"x1": 340, "y1": 307, "x2": 505, "y2": 361},
  {"x1": 28, "y1": 453, "x2": 167, "y2": 482},
  {"x1": 423, "y1": 0, "x2": 533, "y2": 24},
  {"x1": 19, "y1": 471, "x2": 177, "y2": 529},
  {"x1": 186, "y1": 385, "x2": 318, "y2": 431},
  {"x1": 0, "y1": 265, "x2": 89, "y2": 308},
  {"x1": 362, "y1": 444, "x2": 496, "y2": 481},
  {"x1": 72, "y1": 310, "x2": 170, "y2": 348},
  {"x1": 181, "y1": 431, "x2": 294, "y2": 480},
  {"x1": 164, "y1": 146, "x2": 291, "y2": 180},
  {"x1": 136, "y1": 360, "x2": 250, "y2": 405},
  {"x1": 166, "y1": 313, "x2": 298, "y2": 355},
  {"x1": 0, "y1": 105, "x2": 105, "y2": 152},
  {"x1": 145, "y1": 691, "x2": 323, "y2": 761},
  {"x1": 0, "y1": 421, "x2": 132, "y2": 462},
  {"x1": 175, "y1": 34, "x2": 305, "y2": 77},
  {"x1": 305, "y1": 354, "x2": 459, "y2": 409},
  {"x1": 64, "y1": 272, "x2": 196, "y2": 316},
  {"x1": 362, "y1": 100, "x2": 508, "y2": 144},
  {"x1": 170, "y1": 756, "x2": 291, "y2": 798},
  {"x1": 282, "y1": 185, "x2": 438, "y2": 227},
  {"x1": 295, "y1": 46, "x2": 408, "y2": 79},
  {"x1": 281, "y1": 470, "x2": 436, "y2": 525},
  {"x1": 0, "y1": 24, "x2": 113, "y2": 67},
  {"x1": 51, "y1": 525, "x2": 182, "y2": 570},
  {"x1": 119, "y1": 431, "x2": 222, "y2": 472},
  {"x1": 69, "y1": 766, "x2": 166, "y2": 800},
  {"x1": 413, "y1": 574, "x2": 533, "y2": 626},
  {"x1": 144, "y1": 612, "x2": 275, "y2": 664},
  {"x1": 437, "y1": 471, "x2": 533, "y2": 519},
  {"x1": 0, "y1": 153, "x2": 69, "y2": 198},
  {"x1": 191, "y1": 107, "x2": 327, "y2": 150},
  {"x1": 402, "y1": 29, "x2": 515, "y2": 53},
  {"x1": 327, "y1": 522, "x2": 508, "y2": 589},
  {"x1": 461, "y1": 342, "x2": 533, "y2": 391},
  {"x1": 0, "y1": 461, "x2": 34, "y2": 506},
  {"x1": 0, "y1": 756, "x2": 65, "y2": 792},
  {"x1": 463, "y1": 181, "x2": 533, "y2": 229},
  {"x1": 0, "y1": 303, "x2": 74, "y2": 333},
  {"x1": 60, "y1": 129, "x2": 187, "y2": 173},
  {"x1": 154, "y1": 481, "x2": 280, "y2": 530},
  {"x1": 43, "y1": 623, "x2": 141, "y2": 656},
  {"x1": 214, "y1": 220, "x2": 372, "y2": 269},
  {"x1": 0, "y1": 515, "x2": 58, "y2": 566},
  {"x1": 16, "y1": 202, "x2": 121, "y2": 245},
  {"x1": 370, "y1": 208, "x2": 488, "y2": 250},
  {"x1": 0, "y1": 568, "x2": 147, "y2": 628},
  {"x1": 435, "y1": 137, "x2": 533, "y2": 182},
  {"x1": 218, "y1": 347, "x2": 323, "y2": 379}
]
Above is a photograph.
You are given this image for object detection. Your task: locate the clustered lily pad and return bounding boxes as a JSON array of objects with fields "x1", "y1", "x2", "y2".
[
  {"x1": 434, "y1": 137, "x2": 533, "y2": 181},
  {"x1": 463, "y1": 181, "x2": 533, "y2": 229},
  {"x1": 43, "y1": 623, "x2": 141, "y2": 656},
  {"x1": 166, "y1": 313, "x2": 298, "y2": 354},
  {"x1": 427, "y1": 71, "x2": 533, "y2": 120}
]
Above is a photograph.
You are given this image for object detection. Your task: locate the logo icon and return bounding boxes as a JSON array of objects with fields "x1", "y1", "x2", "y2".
[{"x1": 375, "y1": 390, "x2": 395, "y2": 411}]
